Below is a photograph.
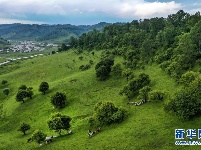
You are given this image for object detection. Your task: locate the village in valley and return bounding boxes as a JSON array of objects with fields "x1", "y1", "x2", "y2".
[{"x1": 0, "y1": 40, "x2": 58, "y2": 66}]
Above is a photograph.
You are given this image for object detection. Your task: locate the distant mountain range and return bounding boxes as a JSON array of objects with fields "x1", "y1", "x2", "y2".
[{"x1": 0, "y1": 22, "x2": 111, "y2": 43}]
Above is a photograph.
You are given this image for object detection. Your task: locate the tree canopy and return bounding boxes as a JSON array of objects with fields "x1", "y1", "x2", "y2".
[
  {"x1": 165, "y1": 78, "x2": 201, "y2": 120},
  {"x1": 47, "y1": 113, "x2": 71, "y2": 135},
  {"x1": 18, "y1": 123, "x2": 30, "y2": 135},
  {"x1": 89, "y1": 101, "x2": 127, "y2": 127},
  {"x1": 39, "y1": 82, "x2": 49, "y2": 94},
  {"x1": 51, "y1": 92, "x2": 67, "y2": 108},
  {"x1": 16, "y1": 87, "x2": 34, "y2": 103},
  {"x1": 31, "y1": 130, "x2": 47, "y2": 144}
]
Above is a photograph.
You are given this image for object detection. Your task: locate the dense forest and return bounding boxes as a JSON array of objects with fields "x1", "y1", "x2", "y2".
[
  {"x1": 68, "y1": 10, "x2": 201, "y2": 120},
  {"x1": 69, "y1": 10, "x2": 201, "y2": 80}
]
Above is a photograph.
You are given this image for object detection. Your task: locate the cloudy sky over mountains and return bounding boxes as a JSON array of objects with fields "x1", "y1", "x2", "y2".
[{"x1": 0, "y1": 0, "x2": 200, "y2": 24}]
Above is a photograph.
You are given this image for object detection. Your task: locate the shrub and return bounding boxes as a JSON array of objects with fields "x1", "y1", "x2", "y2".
[
  {"x1": 164, "y1": 78, "x2": 201, "y2": 120},
  {"x1": 18, "y1": 85, "x2": 27, "y2": 90},
  {"x1": 79, "y1": 56, "x2": 83, "y2": 60},
  {"x1": 164, "y1": 93, "x2": 200, "y2": 120},
  {"x1": 138, "y1": 86, "x2": 151, "y2": 101},
  {"x1": 110, "y1": 108, "x2": 127, "y2": 123},
  {"x1": 31, "y1": 130, "x2": 47, "y2": 144},
  {"x1": 2, "y1": 80, "x2": 8, "y2": 85},
  {"x1": 122, "y1": 68, "x2": 133, "y2": 81},
  {"x1": 89, "y1": 60, "x2": 94, "y2": 65},
  {"x1": 96, "y1": 66, "x2": 111, "y2": 81},
  {"x1": 120, "y1": 73, "x2": 150, "y2": 99},
  {"x1": 179, "y1": 71, "x2": 199, "y2": 86},
  {"x1": 112, "y1": 63, "x2": 122, "y2": 77},
  {"x1": 79, "y1": 64, "x2": 91, "y2": 71},
  {"x1": 3, "y1": 88, "x2": 10, "y2": 96},
  {"x1": 138, "y1": 73, "x2": 151, "y2": 86},
  {"x1": 18, "y1": 123, "x2": 30, "y2": 135},
  {"x1": 79, "y1": 65, "x2": 84, "y2": 70},
  {"x1": 149, "y1": 90, "x2": 166, "y2": 101}
]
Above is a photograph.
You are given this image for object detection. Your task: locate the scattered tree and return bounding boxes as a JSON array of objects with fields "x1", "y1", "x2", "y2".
[
  {"x1": 3, "y1": 88, "x2": 10, "y2": 96},
  {"x1": 138, "y1": 73, "x2": 151, "y2": 86},
  {"x1": 31, "y1": 130, "x2": 47, "y2": 144},
  {"x1": 47, "y1": 113, "x2": 71, "y2": 135},
  {"x1": 18, "y1": 123, "x2": 30, "y2": 135},
  {"x1": 26, "y1": 87, "x2": 34, "y2": 99},
  {"x1": 89, "y1": 101, "x2": 127, "y2": 127},
  {"x1": 164, "y1": 78, "x2": 201, "y2": 120},
  {"x1": 120, "y1": 73, "x2": 150, "y2": 99},
  {"x1": 138, "y1": 86, "x2": 151, "y2": 101},
  {"x1": 164, "y1": 92, "x2": 201, "y2": 120},
  {"x1": 16, "y1": 87, "x2": 34, "y2": 103},
  {"x1": 149, "y1": 90, "x2": 166, "y2": 101},
  {"x1": 1, "y1": 80, "x2": 8, "y2": 85},
  {"x1": 89, "y1": 60, "x2": 94, "y2": 65},
  {"x1": 51, "y1": 92, "x2": 67, "y2": 108},
  {"x1": 122, "y1": 68, "x2": 133, "y2": 81},
  {"x1": 95, "y1": 58, "x2": 114, "y2": 81},
  {"x1": 79, "y1": 56, "x2": 83, "y2": 60},
  {"x1": 16, "y1": 90, "x2": 29, "y2": 103},
  {"x1": 179, "y1": 71, "x2": 199, "y2": 86},
  {"x1": 18, "y1": 85, "x2": 27, "y2": 90},
  {"x1": 58, "y1": 43, "x2": 69, "y2": 52},
  {"x1": 112, "y1": 63, "x2": 122, "y2": 77},
  {"x1": 79, "y1": 64, "x2": 91, "y2": 71},
  {"x1": 39, "y1": 82, "x2": 49, "y2": 94},
  {"x1": 96, "y1": 65, "x2": 111, "y2": 81}
]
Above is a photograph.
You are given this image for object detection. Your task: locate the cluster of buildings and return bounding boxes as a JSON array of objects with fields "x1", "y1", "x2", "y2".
[
  {"x1": 0, "y1": 54, "x2": 44, "y2": 66},
  {"x1": 0, "y1": 40, "x2": 59, "y2": 66},
  {"x1": 0, "y1": 41, "x2": 58, "y2": 53}
]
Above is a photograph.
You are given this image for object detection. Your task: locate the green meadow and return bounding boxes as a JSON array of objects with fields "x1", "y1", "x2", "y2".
[{"x1": 0, "y1": 50, "x2": 201, "y2": 150}]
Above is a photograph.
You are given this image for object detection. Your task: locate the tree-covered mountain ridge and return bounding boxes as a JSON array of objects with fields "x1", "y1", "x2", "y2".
[
  {"x1": 0, "y1": 22, "x2": 111, "y2": 42},
  {"x1": 69, "y1": 10, "x2": 201, "y2": 80}
]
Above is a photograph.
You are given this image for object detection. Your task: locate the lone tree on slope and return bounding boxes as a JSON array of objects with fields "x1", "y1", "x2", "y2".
[
  {"x1": 16, "y1": 87, "x2": 34, "y2": 103},
  {"x1": 47, "y1": 113, "x2": 71, "y2": 135},
  {"x1": 3, "y1": 88, "x2": 10, "y2": 96},
  {"x1": 2, "y1": 80, "x2": 8, "y2": 85},
  {"x1": 31, "y1": 130, "x2": 47, "y2": 144},
  {"x1": 39, "y1": 82, "x2": 49, "y2": 95},
  {"x1": 51, "y1": 92, "x2": 67, "y2": 108},
  {"x1": 18, "y1": 123, "x2": 31, "y2": 135}
]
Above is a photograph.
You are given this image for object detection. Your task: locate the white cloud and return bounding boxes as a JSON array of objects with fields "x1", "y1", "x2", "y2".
[
  {"x1": 119, "y1": 1, "x2": 181, "y2": 18},
  {"x1": 0, "y1": 0, "x2": 182, "y2": 23},
  {"x1": 184, "y1": 3, "x2": 201, "y2": 15},
  {"x1": 0, "y1": 18, "x2": 45, "y2": 24}
]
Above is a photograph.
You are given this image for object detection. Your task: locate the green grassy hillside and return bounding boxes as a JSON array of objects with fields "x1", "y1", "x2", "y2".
[{"x1": 0, "y1": 50, "x2": 201, "y2": 150}]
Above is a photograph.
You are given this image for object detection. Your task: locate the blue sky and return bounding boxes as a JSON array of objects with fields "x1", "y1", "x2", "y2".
[{"x1": 0, "y1": 0, "x2": 200, "y2": 25}]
